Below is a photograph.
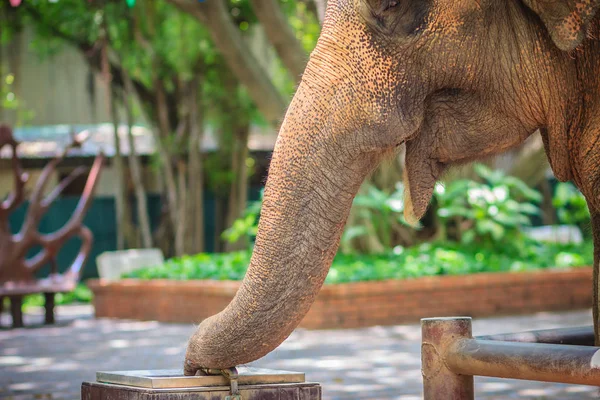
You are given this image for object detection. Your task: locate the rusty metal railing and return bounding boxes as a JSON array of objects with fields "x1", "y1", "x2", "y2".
[{"x1": 421, "y1": 317, "x2": 600, "y2": 399}]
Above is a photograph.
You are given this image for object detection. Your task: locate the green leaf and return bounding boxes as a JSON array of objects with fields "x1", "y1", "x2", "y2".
[
  {"x1": 461, "y1": 230, "x2": 476, "y2": 244},
  {"x1": 518, "y1": 203, "x2": 541, "y2": 215},
  {"x1": 474, "y1": 163, "x2": 494, "y2": 181}
]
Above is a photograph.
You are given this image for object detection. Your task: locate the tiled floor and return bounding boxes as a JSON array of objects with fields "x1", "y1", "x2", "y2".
[{"x1": 0, "y1": 305, "x2": 598, "y2": 399}]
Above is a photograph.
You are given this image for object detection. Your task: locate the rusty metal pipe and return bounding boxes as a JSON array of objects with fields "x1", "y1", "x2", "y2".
[
  {"x1": 422, "y1": 317, "x2": 474, "y2": 400},
  {"x1": 477, "y1": 326, "x2": 594, "y2": 346},
  {"x1": 447, "y1": 338, "x2": 600, "y2": 386}
]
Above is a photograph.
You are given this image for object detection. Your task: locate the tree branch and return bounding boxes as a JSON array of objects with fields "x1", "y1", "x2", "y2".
[
  {"x1": 166, "y1": 0, "x2": 287, "y2": 126},
  {"x1": 249, "y1": 0, "x2": 307, "y2": 83},
  {"x1": 312, "y1": 0, "x2": 327, "y2": 24}
]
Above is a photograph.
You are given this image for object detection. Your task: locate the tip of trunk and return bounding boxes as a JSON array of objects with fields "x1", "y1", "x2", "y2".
[{"x1": 184, "y1": 315, "x2": 239, "y2": 371}]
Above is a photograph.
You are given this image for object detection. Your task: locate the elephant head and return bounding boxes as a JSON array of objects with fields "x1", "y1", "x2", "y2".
[{"x1": 184, "y1": 0, "x2": 600, "y2": 372}]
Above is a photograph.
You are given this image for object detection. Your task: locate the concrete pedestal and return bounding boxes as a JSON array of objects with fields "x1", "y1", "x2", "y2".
[{"x1": 81, "y1": 368, "x2": 322, "y2": 400}]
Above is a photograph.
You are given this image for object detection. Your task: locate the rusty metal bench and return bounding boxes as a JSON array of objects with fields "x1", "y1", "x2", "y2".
[{"x1": 0, "y1": 124, "x2": 104, "y2": 328}]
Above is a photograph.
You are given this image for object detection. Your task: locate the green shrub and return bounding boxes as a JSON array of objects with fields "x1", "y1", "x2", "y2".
[
  {"x1": 124, "y1": 240, "x2": 593, "y2": 284},
  {"x1": 221, "y1": 190, "x2": 263, "y2": 244},
  {"x1": 436, "y1": 164, "x2": 542, "y2": 248},
  {"x1": 125, "y1": 164, "x2": 593, "y2": 286},
  {"x1": 125, "y1": 251, "x2": 252, "y2": 281},
  {"x1": 553, "y1": 182, "x2": 591, "y2": 228},
  {"x1": 341, "y1": 182, "x2": 414, "y2": 253},
  {"x1": 20, "y1": 284, "x2": 93, "y2": 310}
]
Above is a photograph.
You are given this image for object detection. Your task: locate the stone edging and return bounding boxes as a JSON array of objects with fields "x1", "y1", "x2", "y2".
[{"x1": 89, "y1": 267, "x2": 592, "y2": 329}]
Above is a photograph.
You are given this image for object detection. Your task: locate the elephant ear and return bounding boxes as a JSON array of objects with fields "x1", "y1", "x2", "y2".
[{"x1": 523, "y1": 0, "x2": 600, "y2": 51}]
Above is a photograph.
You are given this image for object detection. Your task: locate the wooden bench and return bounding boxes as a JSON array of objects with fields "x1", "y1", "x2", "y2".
[
  {"x1": 0, "y1": 276, "x2": 78, "y2": 327},
  {"x1": 0, "y1": 124, "x2": 104, "y2": 328}
]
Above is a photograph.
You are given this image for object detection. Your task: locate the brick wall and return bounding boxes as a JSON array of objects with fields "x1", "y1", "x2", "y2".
[{"x1": 89, "y1": 268, "x2": 592, "y2": 330}]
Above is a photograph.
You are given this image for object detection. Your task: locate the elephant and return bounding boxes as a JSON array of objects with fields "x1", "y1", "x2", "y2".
[{"x1": 184, "y1": 0, "x2": 600, "y2": 373}]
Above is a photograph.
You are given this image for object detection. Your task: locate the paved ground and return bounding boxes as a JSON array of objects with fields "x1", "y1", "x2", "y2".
[{"x1": 1, "y1": 305, "x2": 599, "y2": 399}]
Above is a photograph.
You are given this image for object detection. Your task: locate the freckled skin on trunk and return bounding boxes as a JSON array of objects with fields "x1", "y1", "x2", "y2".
[
  {"x1": 183, "y1": 0, "x2": 407, "y2": 372},
  {"x1": 184, "y1": 74, "x2": 383, "y2": 371}
]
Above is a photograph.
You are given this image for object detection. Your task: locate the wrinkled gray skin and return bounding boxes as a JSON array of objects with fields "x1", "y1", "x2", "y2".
[{"x1": 185, "y1": 0, "x2": 600, "y2": 372}]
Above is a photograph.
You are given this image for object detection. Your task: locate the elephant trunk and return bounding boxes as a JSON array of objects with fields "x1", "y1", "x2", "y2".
[{"x1": 184, "y1": 69, "x2": 382, "y2": 371}]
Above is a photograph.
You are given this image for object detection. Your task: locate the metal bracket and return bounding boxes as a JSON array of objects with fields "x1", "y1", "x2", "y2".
[{"x1": 200, "y1": 367, "x2": 241, "y2": 399}]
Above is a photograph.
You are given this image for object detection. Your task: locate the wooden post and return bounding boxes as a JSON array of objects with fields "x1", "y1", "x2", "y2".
[
  {"x1": 422, "y1": 317, "x2": 474, "y2": 400},
  {"x1": 44, "y1": 292, "x2": 55, "y2": 324},
  {"x1": 10, "y1": 295, "x2": 23, "y2": 328},
  {"x1": 0, "y1": 296, "x2": 4, "y2": 328}
]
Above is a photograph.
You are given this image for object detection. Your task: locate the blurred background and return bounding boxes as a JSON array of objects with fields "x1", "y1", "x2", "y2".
[
  {"x1": 2, "y1": 2, "x2": 599, "y2": 399},
  {"x1": 0, "y1": 0, "x2": 591, "y2": 297}
]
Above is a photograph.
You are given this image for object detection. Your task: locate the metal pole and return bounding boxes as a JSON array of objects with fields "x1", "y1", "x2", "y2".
[
  {"x1": 447, "y1": 339, "x2": 600, "y2": 385},
  {"x1": 477, "y1": 326, "x2": 594, "y2": 346},
  {"x1": 422, "y1": 317, "x2": 474, "y2": 400}
]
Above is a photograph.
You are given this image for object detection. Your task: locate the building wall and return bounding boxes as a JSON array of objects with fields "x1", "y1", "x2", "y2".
[
  {"x1": 2, "y1": 28, "x2": 111, "y2": 127},
  {"x1": 2, "y1": 26, "x2": 279, "y2": 129}
]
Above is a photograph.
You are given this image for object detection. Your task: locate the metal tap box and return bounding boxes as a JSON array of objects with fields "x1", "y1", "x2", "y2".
[{"x1": 82, "y1": 367, "x2": 322, "y2": 400}]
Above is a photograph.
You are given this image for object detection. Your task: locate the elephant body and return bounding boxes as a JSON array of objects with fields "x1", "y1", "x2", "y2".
[{"x1": 185, "y1": 0, "x2": 600, "y2": 372}]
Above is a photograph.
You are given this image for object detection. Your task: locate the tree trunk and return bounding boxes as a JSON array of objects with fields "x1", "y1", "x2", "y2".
[
  {"x1": 214, "y1": 198, "x2": 224, "y2": 253},
  {"x1": 313, "y1": 0, "x2": 327, "y2": 24},
  {"x1": 123, "y1": 73, "x2": 153, "y2": 248},
  {"x1": 187, "y1": 76, "x2": 205, "y2": 254},
  {"x1": 153, "y1": 174, "x2": 175, "y2": 257},
  {"x1": 153, "y1": 78, "x2": 181, "y2": 254},
  {"x1": 249, "y1": 0, "x2": 307, "y2": 83},
  {"x1": 224, "y1": 121, "x2": 250, "y2": 252},
  {"x1": 176, "y1": 160, "x2": 187, "y2": 256},
  {"x1": 110, "y1": 88, "x2": 127, "y2": 250}
]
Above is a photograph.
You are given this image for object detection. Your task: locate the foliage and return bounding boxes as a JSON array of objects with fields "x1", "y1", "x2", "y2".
[
  {"x1": 17, "y1": 0, "x2": 300, "y2": 253},
  {"x1": 222, "y1": 189, "x2": 263, "y2": 244},
  {"x1": 553, "y1": 182, "x2": 591, "y2": 227},
  {"x1": 124, "y1": 240, "x2": 593, "y2": 284},
  {"x1": 436, "y1": 164, "x2": 542, "y2": 248},
  {"x1": 341, "y1": 182, "x2": 413, "y2": 253},
  {"x1": 220, "y1": 181, "x2": 419, "y2": 253},
  {"x1": 19, "y1": 284, "x2": 93, "y2": 310},
  {"x1": 326, "y1": 240, "x2": 592, "y2": 283},
  {"x1": 279, "y1": 0, "x2": 320, "y2": 53},
  {"x1": 223, "y1": 164, "x2": 548, "y2": 255},
  {"x1": 125, "y1": 251, "x2": 252, "y2": 281},
  {"x1": 131, "y1": 161, "x2": 593, "y2": 284}
]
